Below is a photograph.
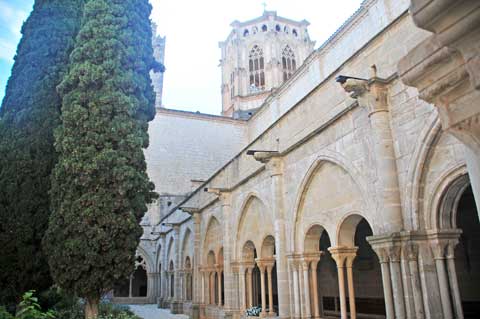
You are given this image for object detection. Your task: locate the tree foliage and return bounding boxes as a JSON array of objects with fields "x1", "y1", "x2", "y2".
[
  {"x1": 0, "y1": 0, "x2": 84, "y2": 307},
  {"x1": 42, "y1": 0, "x2": 158, "y2": 314}
]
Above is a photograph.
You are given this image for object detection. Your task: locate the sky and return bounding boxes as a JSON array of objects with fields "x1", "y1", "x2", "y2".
[{"x1": 0, "y1": 0, "x2": 363, "y2": 115}]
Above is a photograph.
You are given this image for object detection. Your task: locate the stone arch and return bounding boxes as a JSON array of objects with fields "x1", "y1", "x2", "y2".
[
  {"x1": 293, "y1": 151, "x2": 370, "y2": 248},
  {"x1": 242, "y1": 240, "x2": 256, "y2": 262},
  {"x1": 304, "y1": 224, "x2": 327, "y2": 253},
  {"x1": 203, "y1": 215, "x2": 222, "y2": 264},
  {"x1": 166, "y1": 236, "x2": 175, "y2": 267},
  {"x1": 136, "y1": 245, "x2": 154, "y2": 273},
  {"x1": 235, "y1": 194, "x2": 273, "y2": 259},
  {"x1": 428, "y1": 165, "x2": 469, "y2": 230},
  {"x1": 404, "y1": 112, "x2": 441, "y2": 230},
  {"x1": 337, "y1": 213, "x2": 371, "y2": 247},
  {"x1": 181, "y1": 227, "x2": 193, "y2": 267},
  {"x1": 207, "y1": 250, "x2": 216, "y2": 267},
  {"x1": 260, "y1": 235, "x2": 275, "y2": 258}
]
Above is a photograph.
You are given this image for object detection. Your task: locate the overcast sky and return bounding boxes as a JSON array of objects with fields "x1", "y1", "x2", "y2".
[{"x1": 1, "y1": 0, "x2": 363, "y2": 115}]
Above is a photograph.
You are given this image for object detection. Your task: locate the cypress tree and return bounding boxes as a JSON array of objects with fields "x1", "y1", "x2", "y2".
[
  {"x1": 0, "y1": 0, "x2": 84, "y2": 307},
  {"x1": 43, "y1": 0, "x2": 159, "y2": 317}
]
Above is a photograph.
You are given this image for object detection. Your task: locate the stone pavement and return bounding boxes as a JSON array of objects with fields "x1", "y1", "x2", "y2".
[{"x1": 128, "y1": 304, "x2": 189, "y2": 319}]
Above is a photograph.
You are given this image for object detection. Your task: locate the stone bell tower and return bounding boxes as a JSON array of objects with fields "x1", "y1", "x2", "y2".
[{"x1": 219, "y1": 10, "x2": 315, "y2": 118}]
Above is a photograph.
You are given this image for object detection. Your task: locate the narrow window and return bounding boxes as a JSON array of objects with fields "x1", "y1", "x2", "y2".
[
  {"x1": 262, "y1": 24, "x2": 267, "y2": 32},
  {"x1": 281, "y1": 45, "x2": 296, "y2": 81},
  {"x1": 244, "y1": 29, "x2": 249, "y2": 37},
  {"x1": 248, "y1": 45, "x2": 265, "y2": 92}
]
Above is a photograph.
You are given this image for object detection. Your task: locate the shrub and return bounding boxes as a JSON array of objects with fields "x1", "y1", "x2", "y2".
[
  {"x1": 16, "y1": 291, "x2": 55, "y2": 319},
  {"x1": 0, "y1": 306, "x2": 14, "y2": 319}
]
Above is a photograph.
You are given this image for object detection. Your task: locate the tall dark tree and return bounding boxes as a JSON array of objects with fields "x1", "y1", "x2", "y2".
[
  {"x1": 0, "y1": 0, "x2": 84, "y2": 307},
  {"x1": 43, "y1": 0, "x2": 159, "y2": 317}
]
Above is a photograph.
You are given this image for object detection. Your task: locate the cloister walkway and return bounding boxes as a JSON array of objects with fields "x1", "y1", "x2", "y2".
[{"x1": 128, "y1": 304, "x2": 189, "y2": 319}]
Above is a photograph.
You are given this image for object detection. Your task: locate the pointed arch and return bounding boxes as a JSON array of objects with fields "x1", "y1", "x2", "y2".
[
  {"x1": 248, "y1": 45, "x2": 265, "y2": 91},
  {"x1": 234, "y1": 194, "x2": 273, "y2": 260},
  {"x1": 292, "y1": 151, "x2": 371, "y2": 249},
  {"x1": 282, "y1": 45, "x2": 296, "y2": 81}
]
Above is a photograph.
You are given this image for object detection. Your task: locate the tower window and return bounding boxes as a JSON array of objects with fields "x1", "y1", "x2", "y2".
[
  {"x1": 275, "y1": 24, "x2": 281, "y2": 32},
  {"x1": 292, "y1": 29, "x2": 298, "y2": 37},
  {"x1": 248, "y1": 45, "x2": 265, "y2": 92},
  {"x1": 282, "y1": 45, "x2": 296, "y2": 82},
  {"x1": 244, "y1": 29, "x2": 249, "y2": 37},
  {"x1": 262, "y1": 25, "x2": 267, "y2": 32}
]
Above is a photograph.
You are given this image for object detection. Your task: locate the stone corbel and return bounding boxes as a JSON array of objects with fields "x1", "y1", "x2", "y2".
[{"x1": 340, "y1": 75, "x2": 390, "y2": 116}]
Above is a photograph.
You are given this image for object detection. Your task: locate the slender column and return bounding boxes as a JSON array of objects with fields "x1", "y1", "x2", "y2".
[
  {"x1": 292, "y1": 261, "x2": 301, "y2": 318},
  {"x1": 390, "y1": 255, "x2": 406, "y2": 319},
  {"x1": 445, "y1": 243, "x2": 464, "y2": 319},
  {"x1": 240, "y1": 265, "x2": 247, "y2": 310},
  {"x1": 247, "y1": 267, "x2": 254, "y2": 308},
  {"x1": 267, "y1": 264, "x2": 275, "y2": 315},
  {"x1": 329, "y1": 248, "x2": 348, "y2": 319},
  {"x1": 404, "y1": 244, "x2": 424, "y2": 319},
  {"x1": 259, "y1": 264, "x2": 267, "y2": 315},
  {"x1": 345, "y1": 255, "x2": 357, "y2": 319},
  {"x1": 433, "y1": 244, "x2": 453, "y2": 319},
  {"x1": 302, "y1": 260, "x2": 311, "y2": 319},
  {"x1": 310, "y1": 260, "x2": 320, "y2": 318},
  {"x1": 378, "y1": 252, "x2": 395, "y2": 319}
]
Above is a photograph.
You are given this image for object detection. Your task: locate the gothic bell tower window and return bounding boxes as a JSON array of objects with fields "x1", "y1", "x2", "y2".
[
  {"x1": 282, "y1": 45, "x2": 296, "y2": 81},
  {"x1": 248, "y1": 45, "x2": 265, "y2": 92}
]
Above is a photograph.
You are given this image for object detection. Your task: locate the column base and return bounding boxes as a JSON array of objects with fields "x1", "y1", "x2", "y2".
[
  {"x1": 191, "y1": 303, "x2": 201, "y2": 319},
  {"x1": 170, "y1": 301, "x2": 183, "y2": 314}
]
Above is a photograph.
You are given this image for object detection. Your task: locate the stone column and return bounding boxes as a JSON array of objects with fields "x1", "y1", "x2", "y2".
[
  {"x1": 220, "y1": 192, "x2": 234, "y2": 312},
  {"x1": 246, "y1": 266, "x2": 254, "y2": 308},
  {"x1": 389, "y1": 246, "x2": 406, "y2": 319},
  {"x1": 373, "y1": 248, "x2": 395, "y2": 319},
  {"x1": 216, "y1": 266, "x2": 223, "y2": 306},
  {"x1": 291, "y1": 259, "x2": 301, "y2": 319},
  {"x1": 267, "y1": 263, "x2": 275, "y2": 316},
  {"x1": 340, "y1": 76, "x2": 403, "y2": 233},
  {"x1": 432, "y1": 243, "x2": 453, "y2": 319},
  {"x1": 301, "y1": 259, "x2": 311, "y2": 319},
  {"x1": 191, "y1": 210, "x2": 202, "y2": 318},
  {"x1": 404, "y1": 243, "x2": 425, "y2": 319},
  {"x1": 329, "y1": 247, "x2": 357, "y2": 319},
  {"x1": 173, "y1": 225, "x2": 182, "y2": 301},
  {"x1": 253, "y1": 153, "x2": 290, "y2": 318},
  {"x1": 345, "y1": 254, "x2": 357, "y2": 319},
  {"x1": 258, "y1": 262, "x2": 267, "y2": 316},
  {"x1": 329, "y1": 249, "x2": 346, "y2": 319},
  {"x1": 310, "y1": 259, "x2": 320, "y2": 319},
  {"x1": 446, "y1": 243, "x2": 464, "y2": 319},
  {"x1": 239, "y1": 264, "x2": 247, "y2": 311}
]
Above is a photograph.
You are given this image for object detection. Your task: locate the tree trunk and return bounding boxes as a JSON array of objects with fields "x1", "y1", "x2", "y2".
[{"x1": 85, "y1": 297, "x2": 99, "y2": 319}]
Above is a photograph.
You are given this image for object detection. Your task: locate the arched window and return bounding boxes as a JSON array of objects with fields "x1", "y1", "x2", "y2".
[
  {"x1": 252, "y1": 26, "x2": 258, "y2": 34},
  {"x1": 275, "y1": 24, "x2": 281, "y2": 32},
  {"x1": 262, "y1": 24, "x2": 267, "y2": 32},
  {"x1": 284, "y1": 26, "x2": 289, "y2": 34},
  {"x1": 292, "y1": 29, "x2": 298, "y2": 37},
  {"x1": 244, "y1": 29, "x2": 249, "y2": 37},
  {"x1": 282, "y1": 45, "x2": 296, "y2": 81},
  {"x1": 248, "y1": 45, "x2": 265, "y2": 92}
]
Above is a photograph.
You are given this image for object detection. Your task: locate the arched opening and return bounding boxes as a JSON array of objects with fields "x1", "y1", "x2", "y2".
[
  {"x1": 169, "y1": 261, "x2": 174, "y2": 298},
  {"x1": 185, "y1": 256, "x2": 192, "y2": 301},
  {"x1": 262, "y1": 24, "x2": 267, "y2": 32},
  {"x1": 318, "y1": 229, "x2": 339, "y2": 316},
  {"x1": 244, "y1": 29, "x2": 249, "y2": 37},
  {"x1": 113, "y1": 255, "x2": 148, "y2": 298},
  {"x1": 352, "y1": 219, "x2": 385, "y2": 317},
  {"x1": 454, "y1": 185, "x2": 480, "y2": 317},
  {"x1": 260, "y1": 235, "x2": 278, "y2": 314}
]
